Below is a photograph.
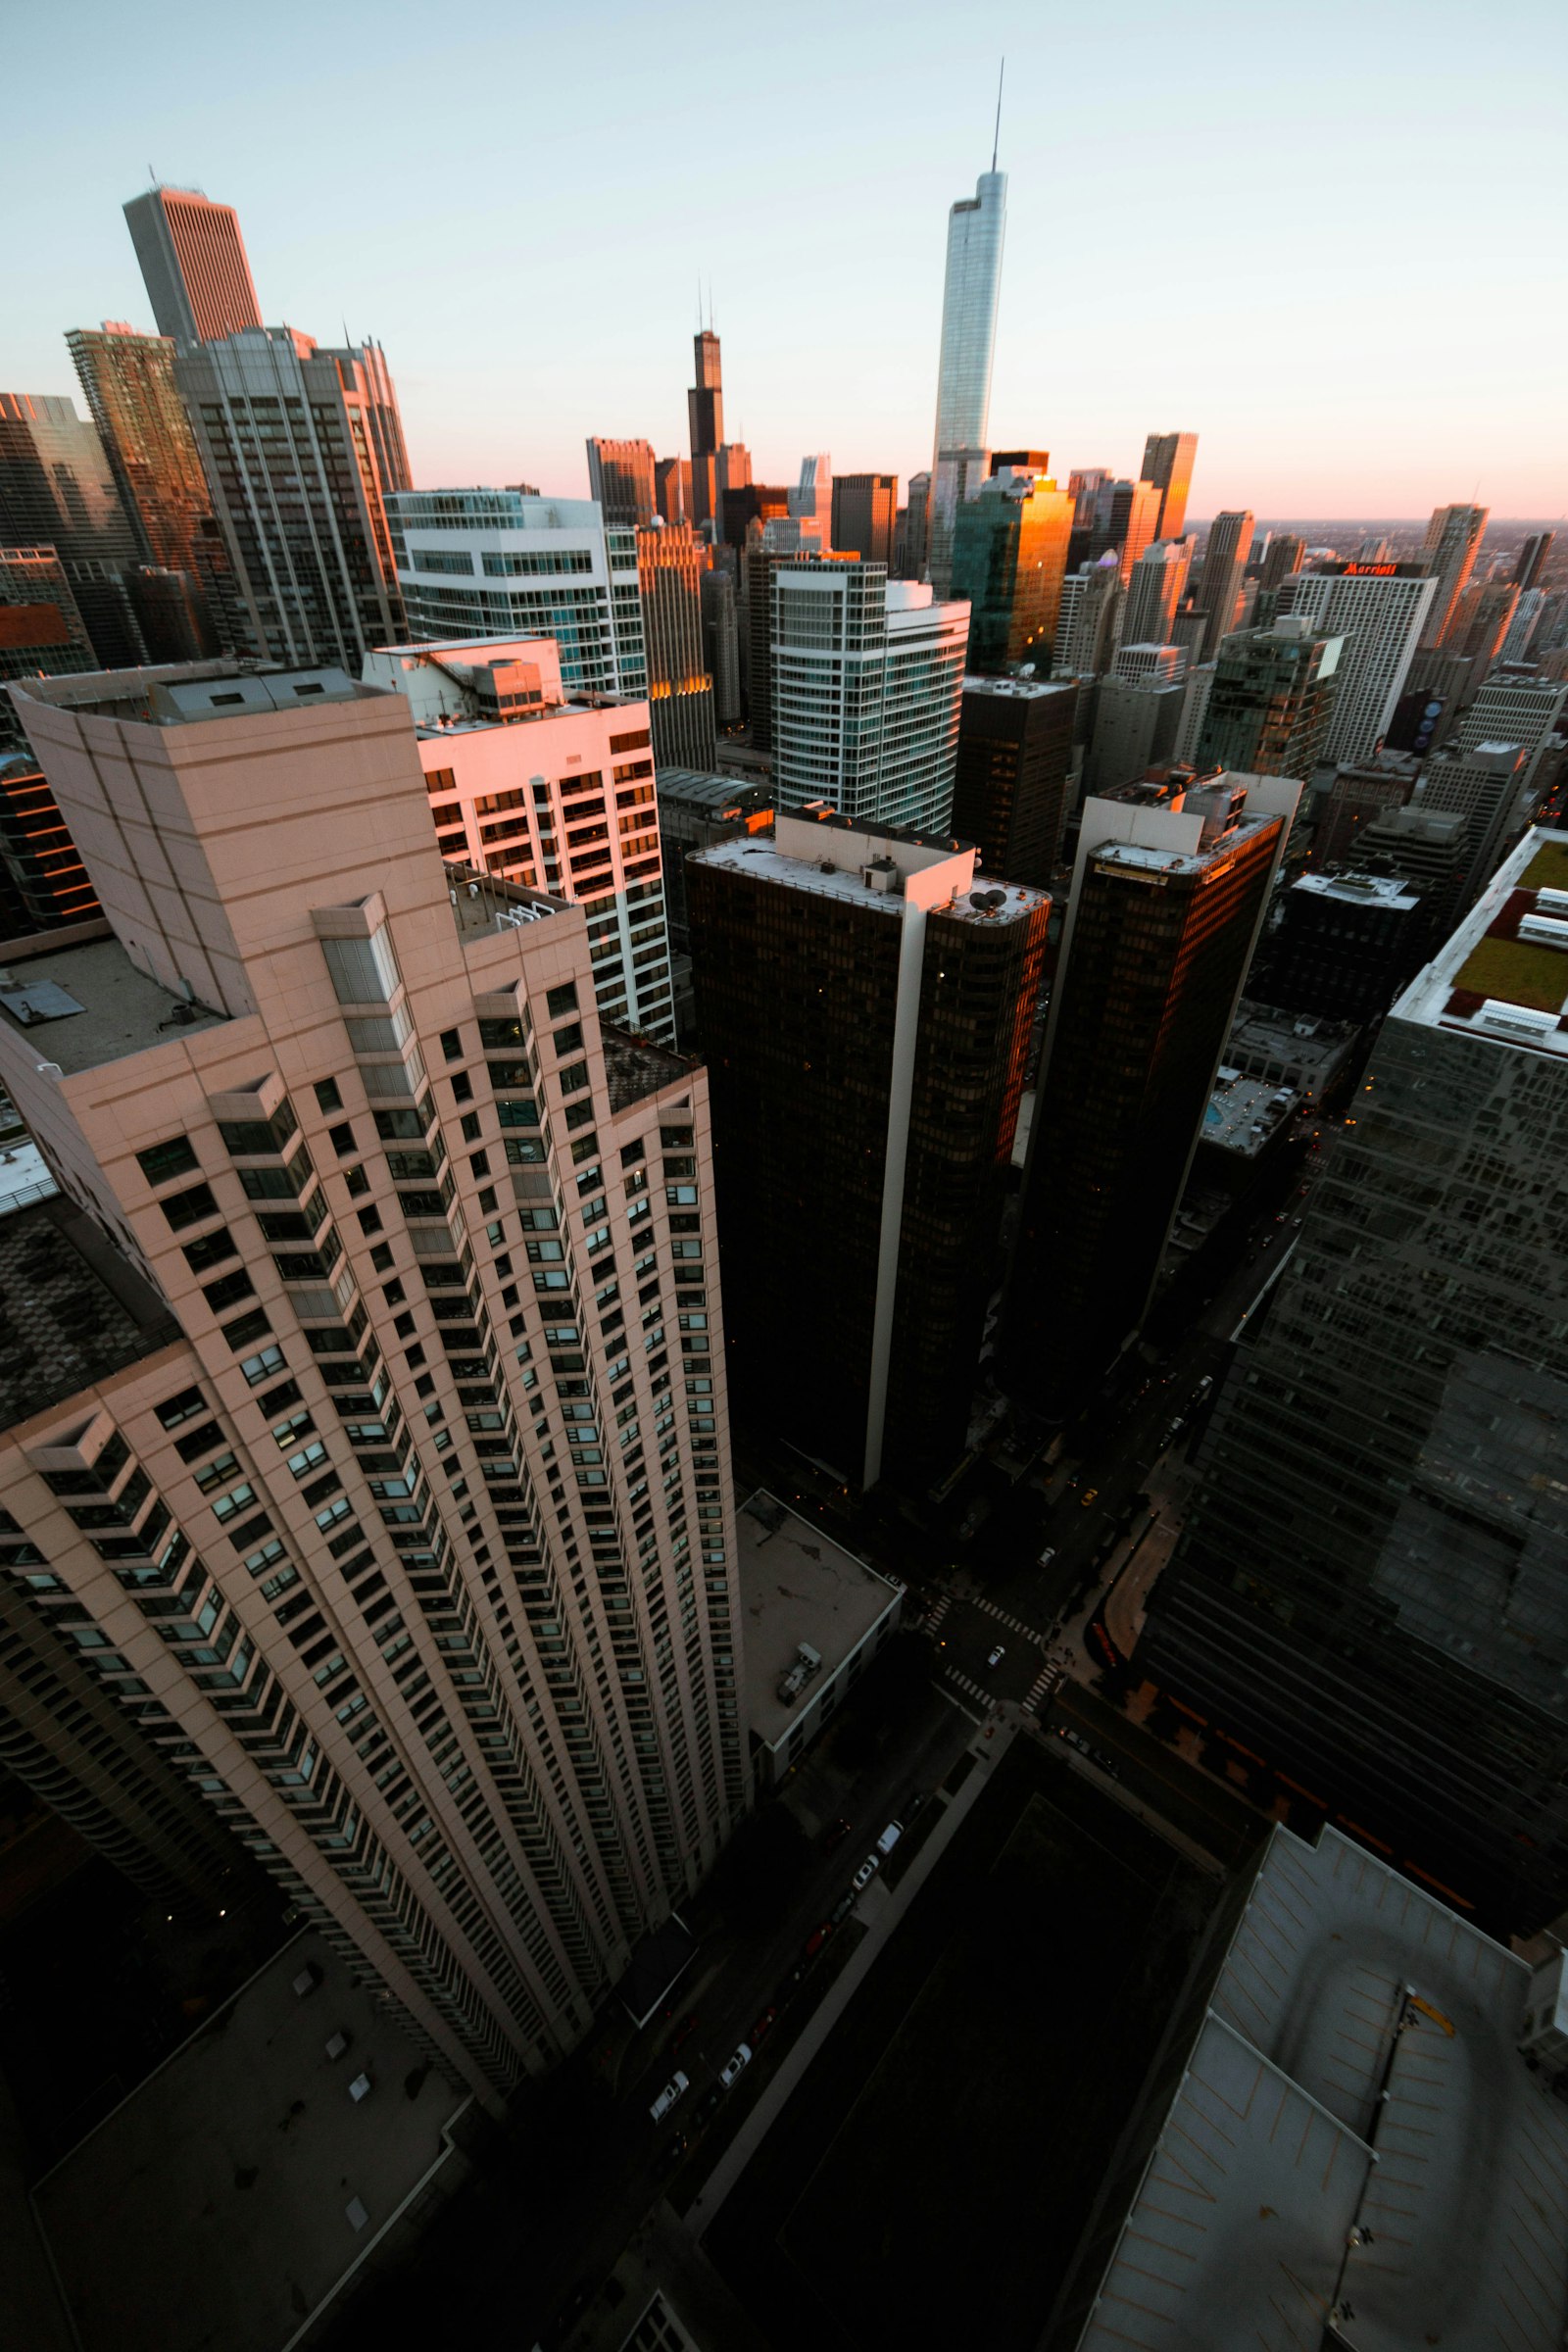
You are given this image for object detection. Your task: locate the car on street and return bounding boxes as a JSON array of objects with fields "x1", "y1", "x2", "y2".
[
  {"x1": 693, "y1": 2085, "x2": 723, "y2": 2127},
  {"x1": 829, "y1": 1891, "x2": 855, "y2": 1926},
  {"x1": 822, "y1": 1816, "x2": 852, "y2": 1851},
  {"x1": 751, "y1": 2006, "x2": 777, "y2": 2043},
  {"x1": 987, "y1": 1642, "x2": 1005, "y2": 1668},
  {"x1": 720, "y1": 2042, "x2": 752, "y2": 2088},
  {"x1": 876, "y1": 1819, "x2": 904, "y2": 1856},
  {"x1": 649, "y1": 2071, "x2": 689, "y2": 2124},
  {"x1": 1039, "y1": 1545, "x2": 1056, "y2": 1565},
  {"x1": 1080, "y1": 1488, "x2": 1099, "y2": 1508},
  {"x1": 804, "y1": 1923, "x2": 833, "y2": 1958},
  {"x1": 853, "y1": 1853, "x2": 880, "y2": 1891}
]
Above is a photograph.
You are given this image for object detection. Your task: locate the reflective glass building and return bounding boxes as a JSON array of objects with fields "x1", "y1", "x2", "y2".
[{"x1": 926, "y1": 170, "x2": 1006, "y2": 597}]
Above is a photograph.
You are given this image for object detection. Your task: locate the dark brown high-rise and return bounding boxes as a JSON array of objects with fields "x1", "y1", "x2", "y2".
[
  {"x1": 1006, "y1": 774, "x2": 1297, "y2": 1414},
  {"x1": 831, "y1": 474, "x2": 899, "y2": 566},
  {"x1": 953, "y1": 677, "x2": 1078, "y2": 886},
  {"x1": 688, "y1": 332, "x2": 723, "y2": 533},
  {"x1": 689, "y1": 813, "x2": 1047, "y2": 1489}
]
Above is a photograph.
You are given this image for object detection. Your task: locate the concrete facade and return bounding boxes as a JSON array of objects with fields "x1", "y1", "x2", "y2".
[{"x1": 0, "y1": 661, "x2": 748, "y2": 2112}]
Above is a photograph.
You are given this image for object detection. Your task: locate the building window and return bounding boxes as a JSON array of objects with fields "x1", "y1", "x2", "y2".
[
  {"x1": 546, "y1": 982, "x2": 578, "y2": 1019},
  {"x1": 160, "y1": 1181, "x2": 220, "y2": 1232},
  {"x1": 136, "y1": 1136, "x2": 199, "y2": 1187},
  {"x1": 314, "y1": 1078, "x2": 344, "y2": 1113},
  {"x1": 322, "y1": 927, "x2": 400, "y2": 1006}
]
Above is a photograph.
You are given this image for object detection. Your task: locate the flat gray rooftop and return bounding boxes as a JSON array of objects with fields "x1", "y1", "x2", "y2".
[
  {"x1": 695, "y1": 836, "x2": 1046, "y2": 927},
  {"x1": 0, "y1": 1197, "x2": 177, "y2": 1432},
  {"x1": 1229, "y1": 996, "x2": 1359, "y2": 1085},
  {"x1": 445, "y1": 864, "x2": 564, "y2": 942},
  {"x1": 0, "y1": 935, "x2": 228, "y2": 1073},
  {"x1": 737, "y1": 1491, "x2": 901, "y2": 1750},
  {"x1": 1075, "y1": 1824, "x2": 1568, "y2": 2352},
  {"x1": 1200, "y1": 1070, "x2": 1297, "y2": 1156},
  {"x1": 601, "y1": 1028, "x2": 694, "y2": 1111},
  {"x1": 33, "y1": 1928, "x2": 469, "y2": 2352}
]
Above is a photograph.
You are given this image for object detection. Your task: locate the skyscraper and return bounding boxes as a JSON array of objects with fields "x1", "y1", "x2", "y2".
[
  {"x1": 1441, "y1": 575, "x2": 1520, "y2": 667},
  {"x1": 361, "y1": 634, "x2": 675, "y2": 1042},
  {"x1": 831, "y1": 474, "x2": 898, "y2": 567},
  {"x1": 1259, "y1": 532, "x2": 1306, "y2": 594},
  {"x1": 770, "y1": 563, "x2": 969, "y2": 832},
  {"x1": 1139, "y1": 432, "x2": 1199, "y2": 540},
  {"x1": 788, "y1": 455, "x2": 834, "y2": 545},
  {"x1": 2, "y1": 657, "x2": 748, "y2": 2109},
  {"x1": 0, "y1": 393, "x2": 147, "y2": 671},
  {"x1": 1195, "y1": 616, "x2": 1343, "y2": 783},
  {"x1": 953, "y1": 676, "x2": 1077, "y2": 886},
  {"x1": 635, "y1": 521, "x2": 717, "y2": 770},
  {"x1": 1274, "y1": 562, "x2": 1438, "y2": 763},
  {"x1": 927, "y1": 167, "x2": 1007, "y2": 597},
  {"x1": 701, "y1": 566, "x2": 742, "y2": 728},
  {"x1": 689, "y1": 811, "x2": 1046, "y2": 1488},
  {"x1": 177, "y1": 329, "x2": 411, "y2": 668},
  {"x1": 389, "y1": 489, "x2": 646, "y2": 700},
  {"x1": 1006, "y1": 774, "x2": 1298, "y2": 1413},
  {"x1": 585, "y1": 439, "x2": 658, "y2": 529},
  {"x1": 949, "y1": 466, "x2": 1073, "y2": 674},
  {"x1": 654, "y1": 458, "x2": 691, "y2": 527},
  {"x1": 1421, "y1": 502, "x2": 1489, "y2": 647},
  {"x1": 1102, "y1": 479, "x2": 1162, "y2": 588},
  {"x1": 897, "y1": 472, "x2": 931, "y2": 582},
  {"x1": 67, "y1": 322, "x2": 237, "y2": 659},
  {"x1": 1140, "y1": 826, "x2": 1568, "y2": 1927},
  {"x1": 0, "y1": 546, "x2": 98, "y2": 749},
  {"x1": 1051, "y1": 561, "x2": 1121, "y2": 680},
  {"x1": 0, "y1": 749, "x2": 103, "y2": 932},
  {"x1": 688, "y1": 331, "x2": 723, "y2": 535},
  {"x1": 1120, "y1": 538, "x2": 1192, "y2": 649},
  {"x1": 1513, "y1": 530, "x2": 1554, "y2": 593},
  {"x1": 1194, "y1": 511, "x2": 1255, "y2": 651},
  {"x1": 122, "y1": 184, "x2": 263, "y2": 348}
]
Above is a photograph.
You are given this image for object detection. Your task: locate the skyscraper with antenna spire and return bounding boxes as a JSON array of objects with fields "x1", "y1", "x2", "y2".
[
  {"x1": 925, "y1": 73, "x2": 1008, "y2": 598},
  {"x1": 688, "y1": 325, "x2": 723, "y2": 535}
]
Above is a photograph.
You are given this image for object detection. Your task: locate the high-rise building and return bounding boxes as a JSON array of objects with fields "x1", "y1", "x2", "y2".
[
  {"x1": 771, "y1": 564, "x2": 968, "y2": 832},
  {"x1": 1274, "y1": 563, "x2": 1438, "y2": 762},
  {"x1": 1140, "y1": 432, "x2": 1198, "y2": 540},
  {"x1": 700, "y1": 566, "x2": 742, "y2": 728},
  {"x1": 1102, "y1": 479, "x2": 1163, "y2": 588},
  {"x1": 1139, "y1": 826, "x2": 1568, "y2": 1927},
  {"x1": 67, "y1": 322, "x2": 237, "y2": 658},
  {"x1": 1421, "y1": 502, "x2": 1489, "y2": 647},
  {"x1": 1066, "y1": 467, "x2": 1112, "y2": 570},
  {"x1": 949, "y1": 467, "x2": 1073, "y2": 674},
  {"x1": 0, "y1": 394, "x2": 147, "y2": 670},
  {"x1": 0, "y1": 749, "x2": 103, "y2": 932},
  {"x1": 788, "y1": 455, "x2": 833, "y2": 546},
  {"x1": 654, "y1": 458, "x2": 691, "y2": 528},
  {"x1": 1194, "y1": 511, "x2": 1255, "y2": 650},
  {"x1": 177, "y1": 329, "x2": 410, "y2": 668},
  {"x1": 1195, "y1": 616, "x2": 1343, "y2": 783},
  {"x1": 1005, "y1": 774, "x2": 1298, "y2": 1413},
  {"x1": 687, "y1": 332, "x2": 723, "y2": 534},
  {"x1": 1259, "y1": 532, "x2": 1306, "y2": 593},
  {"x1": 1051, "y1": 560, "x2": 1121, "y2": 680},
  {"x1": 689, "y1": 811, "x2": 1046, "y2": 1488},
  {"x1": 1414, "y1": 740, "x2": 1533, "y2": 905},
  {"x1": 1344, "y1": 803, "x2": 1469, "y2": 937},
  {"x1": 1085, "y1": 648, "x2": 1187, "y2": 791},
  {"x1": 1260, "y1": 869, "x2": 1430, "y2": 1023},
  {"x1": 953, "y1": 677, "x2": 1077, "y2": 885},
  {"x1": 0, "y1": 546, "x2": 99, "y2": 748},
  {"x1": 1451, "y1": 671, "x2": 1568, "y2": 787},
  {"x1": 1513, "y1": 530, "x2": 1555, "y2": 593},
  {"x1": 122, "y1": 184, "x2": 263, "y2": 349},
  {"x1": 1170, "y1": 662, "x2": 1217, "y2": 767},
  {"x1": 585, "y1": 439, "x2": 657, "y2": 530},
  {"x1": 831, "y1": 474, "x2": 898, "y2": 568},
  {"x1": 1442, "y1": 575, "x2": 1519, "y2": 667},
  {"x1": 1310, "y1": 755, "x2": 1418, "y2": 867},
  {"x1": 635, "y1": 522, "x2": 717, "y2": 770},
  {"x1": 896, "y1": 471, "x2": 930, "y2": 581},
  {"x1": 2, "y1": 657, "x2": 748, "y2": 2110},
  {"x1": 927, "y1": 167, "x2": 1006, "y2": 597},
  {"x1": 1499, "y1": 587, "x2": 1548, "y2": 665},
  {"x1": 361, "y1": 636, "x2": 675, "y2": 1042},
  {"x1": 388, "y1": 489, "x2": 646, "y2": 700},
  {"x1": 1120, "y1": 538, "x2": 1192, "y2": 649}
]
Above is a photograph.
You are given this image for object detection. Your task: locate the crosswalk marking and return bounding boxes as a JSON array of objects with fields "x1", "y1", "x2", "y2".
[{"x1": 1022, "y1": 1663, "x2": 1063, "y2": 1716}]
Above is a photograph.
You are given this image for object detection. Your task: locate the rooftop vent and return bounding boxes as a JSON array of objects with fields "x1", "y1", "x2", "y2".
[{"x1": 1478, "y1": 998, "x2": 1559, "y2": 1037}]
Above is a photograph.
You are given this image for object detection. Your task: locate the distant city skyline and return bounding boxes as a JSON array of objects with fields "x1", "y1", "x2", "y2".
[{"x1": 6, "y1": 0, "x2": 1564, "y2": 518}]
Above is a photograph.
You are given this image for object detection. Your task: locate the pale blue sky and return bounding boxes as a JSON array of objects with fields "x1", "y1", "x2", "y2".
[{"x1": 11, "y1": 0, "x2": 1565, "y2": 516}]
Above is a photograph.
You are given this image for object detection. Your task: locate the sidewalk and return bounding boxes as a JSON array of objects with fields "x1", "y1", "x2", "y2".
[{"x1": 685, "y1": 1717, "x2": 1013, "y2": 2236}]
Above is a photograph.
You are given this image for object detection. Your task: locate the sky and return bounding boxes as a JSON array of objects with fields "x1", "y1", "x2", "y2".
[{"x1": 9, "y1": 0, "x2": 1566, "y2": 520}]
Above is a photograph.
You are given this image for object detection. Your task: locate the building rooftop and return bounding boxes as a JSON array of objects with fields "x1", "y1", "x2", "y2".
[
  {"x1": 600, "y1": 1027, "x2": 695, "y2": 1112},
  {"x1": 1200, "y1": 1069, "x2": 1299, "y2": 1157},
  {"x1": 1228, "y1": 998, "x2": 1360, "y2": 1089},
  {"x1": 656, "y1": 768, "x2": 775, "y2": 816},
  {"x1": 960, "y1": 675, "x2": 1077, "y2": 703},
  {"x1": 444, "y1": 863, "x2": 564, "y2": 944},
  {"x1": 1398, "y1": 828, "x2": 1568, "y2": 1056},
  {"x1": 1292, "y1": 870, "x2": 1421, "y2": 911},
  {"x1": 0, "y1": 936, "x2": 228, "y2": 1073},
  {"x1": 32, "y1": 1928, "x2": 470, "y2": 2352},
  {"x1": 0, "y1": 1197, "x2": 178, "y2": 1434},
  {"x1": 1075, "y1": 1823, "x2": 1568, "y2": 2352},
  {"x1": 15, "y1": 662, "x2": 376, "y2": 728},
  {"x1": 695, "y1": 833, "x2": 1046, "y2": 926},
  {"x1": 1085, "y1": 809, "x2": 1280, "y2": 883},
  {"x1": 737, "y1": 1492, "x2": 903, "y2": 1751}
]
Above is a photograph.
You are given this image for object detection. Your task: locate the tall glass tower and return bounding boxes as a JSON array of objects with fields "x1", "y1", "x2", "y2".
[{"x1": 926, "y1": 170, "x2": 1007, "y2": 597}]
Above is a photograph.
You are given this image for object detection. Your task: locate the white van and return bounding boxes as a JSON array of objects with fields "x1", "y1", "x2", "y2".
[
  {"x1": 875, "y1": 1820, "x2": 903, "y2": 1858},
  {"x1": 650, "y1": 2070, "x2": 689, "y2": 2124}
]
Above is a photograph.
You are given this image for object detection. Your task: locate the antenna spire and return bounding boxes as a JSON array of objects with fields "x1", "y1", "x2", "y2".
[{"x1": 992, "y1": 57, "x2": 1004, "y2": 172}]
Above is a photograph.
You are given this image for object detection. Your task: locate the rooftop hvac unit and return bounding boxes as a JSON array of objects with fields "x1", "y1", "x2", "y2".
[
  {"x1": 348, "y1": 2071, "x2": 372, "y2": 2102},
  {"x1": 776, "y1": 1642, "x2": 823, "y2": 1705}
]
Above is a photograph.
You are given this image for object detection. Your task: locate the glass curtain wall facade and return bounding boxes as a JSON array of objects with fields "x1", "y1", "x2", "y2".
[{"x1": 927, "y1": 170, "x2": 1006, "y2": 597}]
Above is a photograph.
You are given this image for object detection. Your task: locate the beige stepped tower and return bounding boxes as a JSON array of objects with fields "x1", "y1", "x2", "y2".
[{"x1": 0, "y1": 660, "x2": 747, "y2": 2110}]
